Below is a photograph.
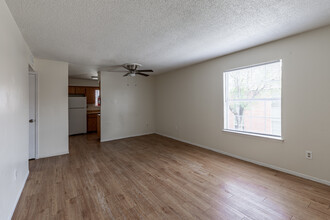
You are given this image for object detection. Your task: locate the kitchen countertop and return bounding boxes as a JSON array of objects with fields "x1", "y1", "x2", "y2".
[{"x1": 87, "y1": 110, "x2": 100, "y2": 114}]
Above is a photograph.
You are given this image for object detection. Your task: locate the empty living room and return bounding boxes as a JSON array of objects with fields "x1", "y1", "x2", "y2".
[{"x1": 2, "y1": 0, "x2": 330, "y2": 219}]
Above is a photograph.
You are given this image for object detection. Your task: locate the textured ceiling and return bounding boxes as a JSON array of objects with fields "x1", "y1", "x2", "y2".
[{"x1": 6, "y1": 0, "x2": 330, "y2": 77}]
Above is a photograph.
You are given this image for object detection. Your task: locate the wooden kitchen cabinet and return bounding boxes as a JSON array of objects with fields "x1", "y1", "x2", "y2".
[
  {"x1": 68, "y1": 86, "x2": 87, "y2": 95},
  {"x1": 97, "y1": 114, "x2": 100, "y2": 138},
  {"x1": 75, "y1": 87, "x2": 86, "y2": 95},
  {"x1": 68, "y1": 86, "x2": 99, "y2": 105},
  {"x1": 68, "y1": 86, "x2": 76, "y2": 95},
  {"x1": 86, "y1": 87, "x2": 98, "y2": 104},
  {"x1": 87, "y1": 114, "x2": 97, "y2": 132}
]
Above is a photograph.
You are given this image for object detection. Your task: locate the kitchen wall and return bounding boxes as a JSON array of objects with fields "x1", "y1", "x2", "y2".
[
  {"x1": 155, "y1": 25, "x2": 330, "y2": 184},
  {"x1": 34, "y1": 58, "x2": 69, "y2": 158},
  {"x1": 0, "y1": 0, "x2": 33, "y2": 219},
  {"x1": 69, "y1": 78, "x2": 99, "y2": 87},
  {"x1": 101, "y1": 72, "x2": 155, "y2": 141}
]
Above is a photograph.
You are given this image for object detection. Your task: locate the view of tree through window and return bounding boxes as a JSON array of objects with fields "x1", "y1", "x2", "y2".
[{"x1": 224, "y1": 60, "x2": 282, "y2": 137}]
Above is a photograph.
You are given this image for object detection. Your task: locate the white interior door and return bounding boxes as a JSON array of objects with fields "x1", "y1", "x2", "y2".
[{"x1": 29, "y1": 74, "x2": 37, "y2": 159}]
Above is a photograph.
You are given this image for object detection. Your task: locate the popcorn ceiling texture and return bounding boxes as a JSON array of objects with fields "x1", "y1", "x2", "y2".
[{"x1": 5, "y1": 0, "x2": 330, "y2": 76}]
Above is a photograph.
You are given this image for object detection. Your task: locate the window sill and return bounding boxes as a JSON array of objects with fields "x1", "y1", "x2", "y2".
[{"x1": 222, "y1": 129, "x2": 284, "y2": 142}]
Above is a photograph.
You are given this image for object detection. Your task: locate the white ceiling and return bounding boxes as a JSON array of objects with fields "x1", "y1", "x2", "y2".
[{"x1": 6, "y1": 0, "x2": 330, "y2": 78}]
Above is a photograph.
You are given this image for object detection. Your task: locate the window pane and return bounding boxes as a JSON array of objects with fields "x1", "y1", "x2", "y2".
[
  {"x1": 95, "y1": 89, "x2": 100, "y2": 106},
  {"x1": 224, "y1": 61, "x2": 282, "y2": 137}
]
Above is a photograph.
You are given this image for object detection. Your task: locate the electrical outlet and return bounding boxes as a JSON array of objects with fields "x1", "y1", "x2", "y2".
[{"x1": 305, "y1": 151, "x2": 312, "y2": 160}]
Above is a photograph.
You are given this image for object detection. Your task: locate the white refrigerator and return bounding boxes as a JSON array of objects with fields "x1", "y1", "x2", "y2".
[{"x1": 69, "y1": 97, "x2": 87, "y2": 135}]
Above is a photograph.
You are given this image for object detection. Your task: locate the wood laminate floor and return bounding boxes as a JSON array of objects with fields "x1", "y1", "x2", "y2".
[{"x1": 13, "y1": 134, "x2": 330, "y2": 219}]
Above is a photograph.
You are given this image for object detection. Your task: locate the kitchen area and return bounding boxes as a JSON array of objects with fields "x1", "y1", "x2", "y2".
[{"x1": 68, "y1": 78, "x2": 101, "y2": 139}]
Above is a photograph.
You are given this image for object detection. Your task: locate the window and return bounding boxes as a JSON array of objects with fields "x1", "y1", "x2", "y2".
[
  {"x1": 95, "y1": 89, "x2": 100, "y2": 106},
  {"x1": 223, "y1": 60, "x2": 282, "y2": 137}
]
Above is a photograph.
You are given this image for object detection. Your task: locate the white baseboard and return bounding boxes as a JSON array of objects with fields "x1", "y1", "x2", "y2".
[
  {"x1": 156, "y1": 132, "x2": 330, "y2": 186},
  {"x1": 101, "y1": 132, "x2": 155, "y2": 142},
  {"x1": 9, "y1": 170, "x2": 29, "y2": 220},
  {"x1": 38, "y1": 150, "x2": 69, "y2": 159}
]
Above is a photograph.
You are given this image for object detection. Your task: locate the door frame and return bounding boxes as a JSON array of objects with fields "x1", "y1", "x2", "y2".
[{"x1": 29, "y1": 71, "x2": 39, "y2": 159}]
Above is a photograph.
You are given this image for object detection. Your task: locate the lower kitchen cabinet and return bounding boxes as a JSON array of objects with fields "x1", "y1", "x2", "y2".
[
  {"x1": 97, "y1": 114, "x2": 100, "y2": 138},
  {"x1": 87, "y1": 114, "x2": 97, "y2": 132}
]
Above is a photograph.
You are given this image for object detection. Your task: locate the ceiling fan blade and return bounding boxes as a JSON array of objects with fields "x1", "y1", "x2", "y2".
[
  {"x1": 103, "y1": 70, "x2": 128, "y2": 72},
  {"x1": 136, "y1": 73, "x2": 149, "y2": 77},
  {"x1": 123, "y1": 72, "x2": 130, "y2": 77},
  {"x1": 98, "y1": 68, "x2": 126, "y2": 72},
  {"x1": 100, "y1": 64, "x2": 123, "y2": 68},
  {"x1": 122, "y1": 65, "x2": 131, "y2": 71},
  {"x1": 136, "y1": 70, "x2": 153, "y2": 73},
  {"x1": 98, "y1": 65, "x2": 126, "y2": 72}
]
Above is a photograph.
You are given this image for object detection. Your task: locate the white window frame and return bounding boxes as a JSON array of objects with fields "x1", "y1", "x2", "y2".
[
  {"x1": 223, "y1": 60, "x2": 283, "y2": 140},
  {"x1": 95, "y1": 89, "x2": 100, "y2": 106}
]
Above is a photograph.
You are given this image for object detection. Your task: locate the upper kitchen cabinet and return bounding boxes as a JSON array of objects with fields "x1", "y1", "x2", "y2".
[
  {"x1": 69, "y1": 86, "x2": 100, "y2": 105},
  {"x1": 86, "y1": 87, "x2": 99, "y2": 104},
  {"x1": 69, "y1": 86, "x2": 86, "y2": 95},
  {"x1": 75, "y1": 87, "x2": 86, "y2": 95},
  {"x1": 68, "y1": 86, "x2": 76, "y2": 95}
]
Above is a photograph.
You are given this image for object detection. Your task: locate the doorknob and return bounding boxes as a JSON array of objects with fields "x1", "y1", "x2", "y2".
[{"x1": 29, "y1": 119, "x2": 34, "y2": 123}]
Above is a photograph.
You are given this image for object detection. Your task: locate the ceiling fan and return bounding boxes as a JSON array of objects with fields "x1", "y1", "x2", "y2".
[{"x1": 99, "y1": 63, "x2": 153, "y2": 77}]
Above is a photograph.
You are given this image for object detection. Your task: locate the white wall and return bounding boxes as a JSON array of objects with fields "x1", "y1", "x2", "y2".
[
  {"x1": 69, "y1": 78, "x2": 99, "y2": 87},
  {"x1": 34, "y1": 58, "x2": 69, "y2": 158},
  {"x1": 101, "y1": 72, "x2": 155, "y2": 141},
  {"x1": 155, "y1": 25, "x2": 330, "y2": 184},
  {"x1": 0, "y1": 0, "x2": 33, "y2": 219}
]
